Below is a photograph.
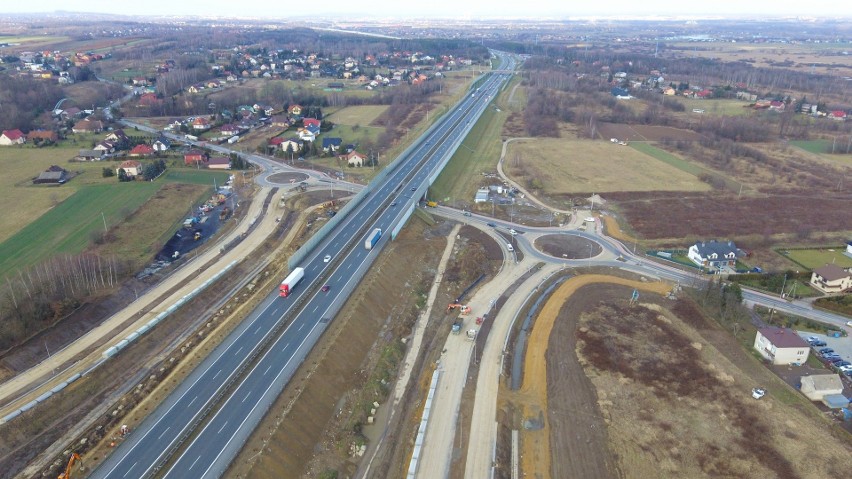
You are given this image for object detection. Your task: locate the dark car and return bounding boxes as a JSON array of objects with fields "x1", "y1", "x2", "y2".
[
  {"x1": 410, "y1": 187, "x2": 416, "y2": 191},
  {"x1": 832, "y1": 360, "x2": 851, "y2": 368},
  {"x1": 811, "y1": 340, "x2": 827, "y2": 347},
  {"x1": 486, "y1": 222, "x2": 496, "y2": 227},
  {"x1": 391, "y1": 201, "x2": 397, "y2": 207},
  {"x1": 321, "y1": 285, "x2": 330, "y2": 292},
  {"x1": 818, "y1": 347, "x2": 835, "y2": 355}
]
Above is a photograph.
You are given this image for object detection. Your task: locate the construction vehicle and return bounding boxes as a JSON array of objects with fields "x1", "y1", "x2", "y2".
[
  {"x1": 319, "y1": 199, "x2": 337, "y2": 209},
  {"x1": 426, "y1": 201, "x2": 438, "y2": 207},
  {"x1": 447, "y1": 303, "x2": 471, "y2": 315},
  {"x1": 58, "y1": 452, "x2": 82, "y2": 479},
  {"x1": 279, "y1": 267, "x2": 305, "y2": 297}
]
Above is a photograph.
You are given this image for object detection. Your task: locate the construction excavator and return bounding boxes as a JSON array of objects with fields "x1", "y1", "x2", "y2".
[
  {"x1": 447, "y1": 303, "x2": 471, "y2": 315},
  {"x1": 58, "y1": 453, "x2": 82, "y2": 479}
]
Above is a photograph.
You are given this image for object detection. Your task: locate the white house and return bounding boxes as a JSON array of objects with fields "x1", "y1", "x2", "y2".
[
  {"x1": 800, "y1": 374, "x2": 844, "y2": 402},
  {"x1": 0, "y1": 129, "x2": 26, "y2": 145},
  {"x1": 753, "y1": 327, "x2": 810, "y2": 365},
  {"x1": 117, "y1": 159, "x2": 142, "y2": 177},
  {"x1": 341, "y1": 150, "x2": 367, "y2": 167},
  {"x1": 810, "y1": 264, "x2": 852, "y2": 294},
  {"x1": 687, "y1": 240, "x2": 741, "y2": 271}
]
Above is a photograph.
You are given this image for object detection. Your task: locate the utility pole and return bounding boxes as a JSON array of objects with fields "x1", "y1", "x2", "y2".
[{"x1": 780, "y1": 273, "x2": 787, "y2": 298}]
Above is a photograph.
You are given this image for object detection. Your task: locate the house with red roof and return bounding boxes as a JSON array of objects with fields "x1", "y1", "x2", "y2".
[
  {"x1": 287, "y1": 104, "x2": 304, "y2": 117},
  {"x1": 117, "y1": 159, "x2": 143, "y2": 177},
  {"x1": 129, "y1": 144, "x2": 155, "y2": 157},
  {"x1": 184, "y1": 149, "x2": 208, "y2": 166},
  {"x1": 192, "y1": 117, "x2": 211, "y2": 131},
  {"x1": 830, "y1": 110, "x2": 847, "y2": 121},
  {"x1": 302, "y1": 118, "x2": 321, "y2": 129},
  {"x1": 0, "y1": 129, "x2": 26, "y2": 146},
  {"x1": 27, "y1": 130, "x2": 57, "y2": 143},
  {"x1": 220, "y1": 124, "x2": 241, "y2": 136}
]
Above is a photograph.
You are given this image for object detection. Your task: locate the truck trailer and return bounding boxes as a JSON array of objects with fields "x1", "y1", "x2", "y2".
[
  {"x1": 279, "y1": 267, "x2": 305, "y2": 297},
  {"x1": 365, "y1": 228, "x2": 382, "y2": 250}
]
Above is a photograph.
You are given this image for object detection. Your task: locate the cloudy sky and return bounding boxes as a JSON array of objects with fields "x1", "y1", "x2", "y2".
[{"x1": 7, "y1": 0, "x2": 852, "y2": 18}]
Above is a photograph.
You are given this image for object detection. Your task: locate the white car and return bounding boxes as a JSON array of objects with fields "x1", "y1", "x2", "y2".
[
  {"x1": 752, "y1": 388, "x2": 766, "y2": 400},
  {"x1": 847, "y1": 321, "x2": 852, "y2": 327},
  {"x1": 323, "y1": 255, "x2": 331, "y2": 263}
]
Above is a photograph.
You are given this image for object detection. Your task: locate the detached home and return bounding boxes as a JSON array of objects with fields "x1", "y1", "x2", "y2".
[
  {"x1": 753, "y1": 327, "x2": 810, "y2": 365},
  {"x1": 341, "y1": 150, "x2": 367, "y2": 167},
  {"x1": 810, "y1": 264, "x2": 852, "y2": 294},
  {"x1": 0, "y1": 129, "x2": 26, "y2": 145},
  {"x1": 117, "y1": 160, "x2": 143, "y2": 177},
  {"x1": 800, "y1": 374, "x2": 844, "y2": 402},
  {"x1": 687, "y1": 240, "x2": 742, "y2": 271}
]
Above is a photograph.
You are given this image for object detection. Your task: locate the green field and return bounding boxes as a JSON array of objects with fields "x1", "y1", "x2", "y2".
[
  {"x1": 0, "y1": 166, "x2": 229, "y2": 276},
  {"x1": 629, "y1": 142, "x2": 742, "y2": 191},
  {"x1": 780, "y1": 247, "x2": 852, "y2": 270},
  {"x1": 790, "y1": 139, "x2": 831, "y2": 154},
  {"x1": 679, "y1": 98, "x2": 754, "y2": 116},
  {"x1": 431, "y1": 87, "x2": 510, "y2": 204}
]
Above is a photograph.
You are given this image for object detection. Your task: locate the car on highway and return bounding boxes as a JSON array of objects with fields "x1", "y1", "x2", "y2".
[
  {"x1": 391, "y1": 201, "x2": 397, "y2": 207},
  {"x1": 487, "y1": 222, "x2": 496, "y2": 227},
  {"x1": 410, "y1": 187, "x2": 416, "y2": 191},
  {"x1": 509, "y1": 228, "x2": 518, "y2": 235},
  {"x1": 463, "y1": 211, "x2": 471, "y2": 216},
  {"x1": 321, "y1": 285, "x2": 330, "y2": 292},
  {"x1": 323, "y1": 255, "x2": 331, "y2": 263}
]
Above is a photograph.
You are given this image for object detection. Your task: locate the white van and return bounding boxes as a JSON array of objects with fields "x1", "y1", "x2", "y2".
[{"x1": 506, "y1": 243, "x2": 514, "y2": 252}]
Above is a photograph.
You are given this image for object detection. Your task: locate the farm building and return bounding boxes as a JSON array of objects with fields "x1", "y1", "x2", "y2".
[
  {"x1": 752, "y1": 327, "x2": 810, "y2": 365},
  {"x1": 77, "y1": 149, "x2": 104, "y2": 161},
  {"x1": 32, "y1": 166, "x2": 69, "y2": 184},
  {"x1": 810, "y1": 264, "x2": 852, "y2": 294},
  {"x1": 72, "y1": 118, "x2": 103, "y2": 134},
  {"x1": 687, "y1": 240, "x2": 742, "y2": 271},
  {"x1": 800, "y1": 374, "x2": 844, "y2": 402},
  {"x1": 474, "y1": 188, "x2": 490, "y2": 203},
  {"x1": 184, "y1": 150, "x2": 208, "y2": 166},
  {"x1": 207, "y1": 157, "x2": 231, "y2": 170}
]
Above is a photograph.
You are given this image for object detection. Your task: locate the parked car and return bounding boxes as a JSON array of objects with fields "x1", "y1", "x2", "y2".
[
  {"x1": 823, "y1": 355, "x2": 842, "y2": 362},
  {"x1": 818, "y1": 347, "x2": 835, "y2": 355},
  {"x1": 811, "y1": 340, "x2": 827, "y2": 347},
  {"x1": 752, "y1": 388, "x2": 766, "y2": 399},
  {"x1": 807, "y1": 336, "x2": 819, "y2": 343},
  {"x1": 833, "y1": 361, "x2": 851, "y2": 368}
]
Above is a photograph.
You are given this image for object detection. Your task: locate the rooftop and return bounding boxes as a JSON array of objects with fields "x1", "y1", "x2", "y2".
[{"x1": 757, "y1": 327, "x2": 809, "y2": 348}]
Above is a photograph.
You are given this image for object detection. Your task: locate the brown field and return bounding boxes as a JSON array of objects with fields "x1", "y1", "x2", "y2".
[
  {"x1": 663, "y1": 41, "x2": 852, "y2": 75},
  {"x1": 596, "y1": 123, "x2": 704, "y2": 142},
  {"x1": 608, "y1": 191, "x2": 852, "y2": 241},
  {"x1": 505, "y1": 139, "x2": 710, "y2": 194},
  {"x1": 573, "y1": 289, "x2": 852, "y2": 478}
]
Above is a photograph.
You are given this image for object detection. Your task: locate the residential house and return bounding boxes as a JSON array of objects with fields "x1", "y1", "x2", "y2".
[
  {"x1": 0, "y1": 129, "x2": 26, "y2": 145},
  {"x1": 270, "y1": 115, "x2": 291, "y2": 128},
  {"x1": 278, "y1": 138, "x2": 303, "y2": 155},
  {"x1": 810, "y1": 264, "x2": 852, "y2": 294},
  {"x1": 220, "y1": 124, "x2": 241, "y2": 137},
  {"x1": 105, "y1": 129, "x2": 129, "y2": 145},
  {"x1": 32, "y1": 166, "x2": 69, "y2": 184},
  {"x1": 322, "y1": 137, "x2": 342, "y2": 153},
  {"x1": 753, "y1": 327, "x2": 810, "y2": 365},
  {"x1": 687, "y1": 240, "x2": 742, "y2": 271},
  {"x1": 341, "y1": 150, "x2": 367, "y2": 167},
  {"x1": 152, "y1": 137, "x2": 171, "y2": 152},
  {"x1": 298, "y1": 124, "x2": 319, "y2": 142},
  {"x1": 27, "y1": 130, "x2": 58, "y2": 143},
  {"x1": 769, "y1": 100, "x2": 786, "y2": 111},
  {"x1": 117, "y1": 159, "x2": 143, "y2": 177},
  {"x1": 138, "y1": 93, "x2": 161, "y2": 107},
  {"x1": 830, "y1": 110, "x2": 847, "y2": 121},
  {"x1": 287, "y1": 104, "x2": 304, "y2": 118},
  {"x1": 129, "y1": 144, "x2": 155, "y2": 157},
  {"x1": 800, "y1": 374, "x2": 844, "y2": 402},
  {"x1": 207, "y1": 157, "x2": 231, "y2": 170},
  {"x1": 184, "y1": 150, "x2": 208, "y2": 166},
  {"x1": 192, "y1": 117, "x2": 211, "y2": 131},
  {"x1": 77, "y1": 149, "x2": 104, "y2": 161},
  {"x1": 303, "y1": 118, "x2": 321, "y2": 129},
  {"x1": 94, "y1": 141, "x2": 116, "y2": 153},
  {"x1": 72, "y1": 118, "x2": 104, "y2": 134}
]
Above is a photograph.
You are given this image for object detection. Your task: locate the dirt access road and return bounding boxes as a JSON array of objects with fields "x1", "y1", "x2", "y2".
[
  {"x1": 508, "y1": 275, "x2": 670, "y2": 479},
  {"x1": 0, "y1": 185, "x2": 280, "y2": 419}
]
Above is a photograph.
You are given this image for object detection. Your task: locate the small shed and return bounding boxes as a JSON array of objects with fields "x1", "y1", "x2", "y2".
[{"x1": 800, "y1": 374, "x2": 844, "y2": 401}]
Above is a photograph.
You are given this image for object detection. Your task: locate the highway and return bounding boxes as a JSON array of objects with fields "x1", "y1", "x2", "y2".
[{"x1": 92, "y1": 55, "x2": 514, "y2": 478}]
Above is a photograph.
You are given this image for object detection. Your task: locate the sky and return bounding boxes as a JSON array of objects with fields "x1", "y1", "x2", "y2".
[{"x1": 7, "y1": 0, "x2": 852, "y2": 19}]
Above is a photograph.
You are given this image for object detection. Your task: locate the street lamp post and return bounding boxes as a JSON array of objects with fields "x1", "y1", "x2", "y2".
[{"x1": 588, "y1": 244, "x2": 593, "y2": 260}]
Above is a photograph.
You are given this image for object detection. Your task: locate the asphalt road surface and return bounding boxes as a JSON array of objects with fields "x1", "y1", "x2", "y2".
[{"x1": 93, "y1": 58, "x2": 515, "y2": 478}]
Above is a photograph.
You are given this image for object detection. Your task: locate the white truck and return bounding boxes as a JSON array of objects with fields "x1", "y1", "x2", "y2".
[{"x1": 279, "y1": 267, "x2": 305, "y2": 297}]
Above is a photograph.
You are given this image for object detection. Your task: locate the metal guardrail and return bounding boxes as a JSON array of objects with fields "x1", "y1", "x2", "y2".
[{"x1": 407, "y1": 368, "x2": 440, "y2": 478}]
